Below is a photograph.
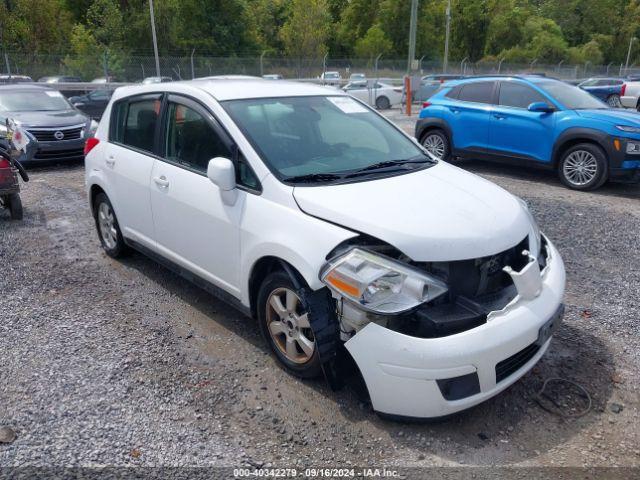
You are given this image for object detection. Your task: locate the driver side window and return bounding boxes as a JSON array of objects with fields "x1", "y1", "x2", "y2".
[{"x1": 164, "y1": 102, "x2": 232, "y2": 173}]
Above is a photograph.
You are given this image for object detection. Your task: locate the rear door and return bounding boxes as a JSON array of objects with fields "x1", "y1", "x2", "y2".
[
  {"x1": 448, "y1": 81, "x2": 495, "y2": 154},
  {"x1": 489, "y1": 81, "x2": 556, "y2": 163},
  {"x1": 103, "y1": 93, "x2": 161, "y2": 248}
]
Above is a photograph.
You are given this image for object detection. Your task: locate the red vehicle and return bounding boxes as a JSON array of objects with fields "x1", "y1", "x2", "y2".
[{"x1": 0, "y1": 122, "x2": 32, "y2": 220}]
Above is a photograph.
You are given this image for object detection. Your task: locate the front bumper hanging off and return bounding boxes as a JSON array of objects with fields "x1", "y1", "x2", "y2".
[{"x1": 344, "y1": 236, "x2": 565, "y2": 419}]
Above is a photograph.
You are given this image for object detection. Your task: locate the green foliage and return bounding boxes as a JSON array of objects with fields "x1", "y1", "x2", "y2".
[
  {"x1": 3, "y1": 0, "x2": 640, "y2": 68},
  {"x1": 354, "y1": 25, "x2": 393, "y2": 59},
  {"x1": 281, "y1": 0, "x2": 331, "y2": 59}
]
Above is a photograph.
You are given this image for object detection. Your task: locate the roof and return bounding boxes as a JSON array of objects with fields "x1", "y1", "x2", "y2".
[
  {"x1": 0, "y1": 84, "x2": 52, "y2": 91},
  {"x1": 113, "y1": 78, "x2": 346, "y2": 102},
  {"x1": 444, "y1": 75, "x2": 563, "y2": 87}
]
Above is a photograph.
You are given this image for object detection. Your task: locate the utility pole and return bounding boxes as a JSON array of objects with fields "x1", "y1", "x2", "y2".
[
  {"x1": 625, "y1": 36, "x2": 636, "y2": 75},
  {"x1": 443, "y1": 0, "x2": 451, "y2": 73},
  {"x1": 407, "y1": 0, "x2": 419, "y2": 73},
  {"x1": 149, "y1": 0, "x2": 161, "y2": 78}
]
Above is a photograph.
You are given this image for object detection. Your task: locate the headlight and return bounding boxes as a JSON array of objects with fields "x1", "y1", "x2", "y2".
[
  {"x1": 90, "y1": 119, "x2": 99, "y2": 134},
  {"x1": 320, "y1": 248, "x2": 448, "y2": 314},
  {"x1": 626, "y1": 141, "x2": 640, "y2": 154},
  {"x1": 616, "y1": 125, "x2": 640, "y2": 134},
  {"x1": 517, "y1": 197, "x2": 541, "y2": 257}
]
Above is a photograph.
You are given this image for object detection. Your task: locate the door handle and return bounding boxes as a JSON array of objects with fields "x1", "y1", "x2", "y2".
[
  {"x1": 153, "y1": 176, "x2": 170, "y2": 188},
  {"x1": 493, "y1": 114, "x2": 506, "y2": 120},
  {"x1": 105, "y1": 156, "x2": 115, "y2": 167},
  {"x1": 449, "y1": 107, "x2": 461, "y2": 114}
]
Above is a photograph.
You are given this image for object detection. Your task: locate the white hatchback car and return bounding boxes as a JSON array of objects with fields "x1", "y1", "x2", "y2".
[{"x1": 85, "y1": 78, "x2": 565, "y2": 419}]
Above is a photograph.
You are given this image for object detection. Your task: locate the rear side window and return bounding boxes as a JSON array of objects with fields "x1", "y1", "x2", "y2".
[
  {"x1": 111, "y1": 95, "x2": 161, "y2": 153},
  {"x1": 498, "y1": 82, "x2": 547, "y2": 109},
  {"x1": 457, "y1": 82, "x2": 495, "y2": 104}
]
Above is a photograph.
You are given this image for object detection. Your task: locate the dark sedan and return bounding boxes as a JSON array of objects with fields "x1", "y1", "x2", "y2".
[
  {"x1": 578, "y1": 77, "x2": 624, "y2": 107},
  {"x1": 68, "y1": 89, "x2": 114, "y2": 120},
  {"x1": 0, "y1": 85, "x2": 96, "y2": 165}
]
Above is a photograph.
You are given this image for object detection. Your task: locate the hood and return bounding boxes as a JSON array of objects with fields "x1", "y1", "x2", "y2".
[
  {"x1": 1, "y1": 110, "x2": 88, "y2": 128},
  {"x1": 575, "y1": 109, "x2": 640, "y2": 126},
  {"x1": 293, "y1": 162, "x2": 531, "y2": 262}
]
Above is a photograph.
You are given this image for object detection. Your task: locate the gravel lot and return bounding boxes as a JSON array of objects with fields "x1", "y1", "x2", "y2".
[{"x1": 1, "y1": 112, "x2": 639, "y2": 474}]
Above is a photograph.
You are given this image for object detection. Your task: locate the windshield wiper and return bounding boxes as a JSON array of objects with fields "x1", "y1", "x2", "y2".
[
  {"x1": 283, "y1": 172, "x2": 345, "y2": 183},
  {"x1": 345, "y1": 156, "x2": 434, "y2": 177}
]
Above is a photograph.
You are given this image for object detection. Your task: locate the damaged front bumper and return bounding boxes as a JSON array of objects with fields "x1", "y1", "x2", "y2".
[{"x1": 343, "y1": 236, "x2": 565, "y2": 419}]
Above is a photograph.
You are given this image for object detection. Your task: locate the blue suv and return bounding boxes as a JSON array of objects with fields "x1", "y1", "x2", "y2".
[{"x1": 415, "y1": 76, "x2": 640, "y2": 190}]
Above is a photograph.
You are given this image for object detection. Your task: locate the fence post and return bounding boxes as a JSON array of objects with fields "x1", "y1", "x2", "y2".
[
  {"x1": 141, "y1": 63, "x2": 145, "y2": 79},
  {"x1": 260, "y1": 50, "x2": 266, "y2": 77},
  {"x1": 103, "y1": 51, "x2": 109, "y2": 81},
  {"x1": 4, "y1": 53, "x2": 11, "y2": 77},
  {"x1": 191, "y1": 49, "x2": 196, "y2": 79}
]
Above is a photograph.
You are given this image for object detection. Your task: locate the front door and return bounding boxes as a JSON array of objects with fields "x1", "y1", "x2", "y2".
[
  {"x1": 488, "y1": 81, "x2": 556, "y2": 163},
  {"x1": 150, "y1": 95, "x2": 243, "y2": 296}
]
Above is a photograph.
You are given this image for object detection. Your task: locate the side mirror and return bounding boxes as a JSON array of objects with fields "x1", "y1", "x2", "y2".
[
  {"x1": 528, "y1": 102, "x2": 555, "y2": 113},
  {"x1": 207, "y1": 157, "x2": 238, "y2": 205}
]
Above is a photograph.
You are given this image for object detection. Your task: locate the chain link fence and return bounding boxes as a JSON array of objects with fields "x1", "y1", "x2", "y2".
[{"x1": 3, "y1": 52, "x2": 640, "y2": 82}]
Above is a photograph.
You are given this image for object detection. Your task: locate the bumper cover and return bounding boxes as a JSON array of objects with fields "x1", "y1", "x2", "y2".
[
  {"x1": 345, "y1": 236, "x2": 565, "y2": 418},
  {"x1": 27, "y1": 138, "x2": 85, "y2": 163}
]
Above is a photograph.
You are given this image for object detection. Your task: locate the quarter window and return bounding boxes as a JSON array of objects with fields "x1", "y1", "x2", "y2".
[
  {"x1": 457, "y1": 82, "x2": 495, "y2": 104},
  {"x1": 498, "y1": 82, "x2": 547, "y2": 109}
]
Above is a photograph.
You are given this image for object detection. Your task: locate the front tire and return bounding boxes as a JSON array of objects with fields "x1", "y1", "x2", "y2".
[
  {"x1": 93, "y1": 192, "x2": 129, "y2": 258},
  {"x1": 558, "y1": 143, "x2": 608, "y2": 191},
  {"x1": 421, "y1": 129, "x2": 450, "y2": 161},
  {"x1": 257, "y1": 271, "x2": 322, "y2": 378}
]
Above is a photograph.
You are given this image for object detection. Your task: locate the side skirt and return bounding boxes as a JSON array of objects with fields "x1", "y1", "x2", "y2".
[{"x1": 124, "y1": 237, "x2": 252, "y2": 318}]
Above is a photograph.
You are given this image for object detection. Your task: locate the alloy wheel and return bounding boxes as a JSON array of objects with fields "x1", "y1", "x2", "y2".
[
  {"x1": 97, "y1": 202, "x2": 118, "y2": 250},
  {"x1": 423, "y1": 134, "x2": 446, "y2": 159},
  {"x1": 607, "y1": 95, "x2": 621, "y2": 108},
  {"x1": 563, "y1": 150, "x2": 598, "y2": 186},
  {"x1": 265, "y1": 287, "x2": 315, "y2": 364}
]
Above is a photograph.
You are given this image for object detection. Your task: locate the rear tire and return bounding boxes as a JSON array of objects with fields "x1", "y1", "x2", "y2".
[
  {"x1": 606, "y1": 94, "x2": 621, "y2": 108},
  {"x1": 8, "y1": 193, "x2": 22, "y2": 220},
  {"x1": 376, "y1": 96, "x2": 391, "y2": 110},
  {"x1": 257, "y1": 271, "x2": 323, "y2": 379},
  {"x1": 93, "y1": 192, "x2": 129, "y2": 258},
  {"x1": 421, "y1": 129, "x2": 451, "y2": 161},
  {"x1": 558, "y1": 143, "x2": 608, "y2": 191}
]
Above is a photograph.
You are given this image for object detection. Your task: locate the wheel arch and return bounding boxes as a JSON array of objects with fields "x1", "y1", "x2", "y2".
[
  {"x1": 248, "y1": 255, "x2": 308, "y2": 320},
  {"x1": 89, "y1": 183, "x2": 107, "y2": 214},
  {"x1": 551, "y1": 128, "x2": 612, "y2": 168},
  {"x1": 415, "y1": 117, "x2": 453, "y2": 146}
]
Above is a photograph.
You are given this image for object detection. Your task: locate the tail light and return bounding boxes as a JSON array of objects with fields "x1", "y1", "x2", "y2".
[
  {"x1": 0, "y1": 157, "x2": 10, "y2": 169},
  {"x1": 422, "y1": 102, "x2": 432, "y2": 109},
  {"x1": 84, "y1": 137, "x2": 100, "y2": 155},
  {"x1": 621, "y1": 83, "x2": 627, "y2": 96}
]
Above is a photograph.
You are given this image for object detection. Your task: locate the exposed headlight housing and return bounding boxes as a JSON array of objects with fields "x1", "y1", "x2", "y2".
[
  {"x1": 516, "y1": 197, "x2": 541, "y2": 257},
  {"x1": 320, "y1": 248, "x2": 448, "y2": 314},
  {"x1": 616, "y1": 125, "x2": 640, "y2": 134},
  {"x1": 89, "y1": 119, "x2": 99, "y2": 135}
]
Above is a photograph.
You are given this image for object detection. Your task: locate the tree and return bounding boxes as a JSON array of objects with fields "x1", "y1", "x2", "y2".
[
  {"x1": 280, "y1": 0, "x2": 331, "y2": 59},
  {"x1": 452, "y1": 0, "x2": 489, "y2": 62},
  {"x1": 354, "y1": 25, "x2": 392, "y2": 58},
  {"x1": 86, "y1": 0, "x2": 124, "y2": 48}
]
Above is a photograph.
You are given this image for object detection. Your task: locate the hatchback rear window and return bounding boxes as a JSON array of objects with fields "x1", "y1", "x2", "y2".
[{"x1": 457, "y1": 82, "x2": 495, "y2": 104}]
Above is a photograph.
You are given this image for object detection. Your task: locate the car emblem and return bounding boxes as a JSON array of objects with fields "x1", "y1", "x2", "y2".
[{"x1": 54, "y1": 130, "x2": 64, "y2": 140}]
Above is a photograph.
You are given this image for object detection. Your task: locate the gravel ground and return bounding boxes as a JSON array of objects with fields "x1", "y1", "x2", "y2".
[{"x1": 1, "y1": 115, "x2": 639, "y2": 474}]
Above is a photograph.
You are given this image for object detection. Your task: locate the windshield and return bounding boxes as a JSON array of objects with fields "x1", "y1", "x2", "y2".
[
  {"x1": 0, "y1": 90, "x2": 72, "y2": 112},
  {"x1": 536, "y1": 80, "x2": 607, "y2": 109},
  {"x1": 223, "y1": 96, "x2": 428, "y2": 182}
]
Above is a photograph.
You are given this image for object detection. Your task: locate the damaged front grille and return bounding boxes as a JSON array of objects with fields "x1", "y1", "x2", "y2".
[{"x1": 384, "y1": 236, "x2": 537, "y2": 339}]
